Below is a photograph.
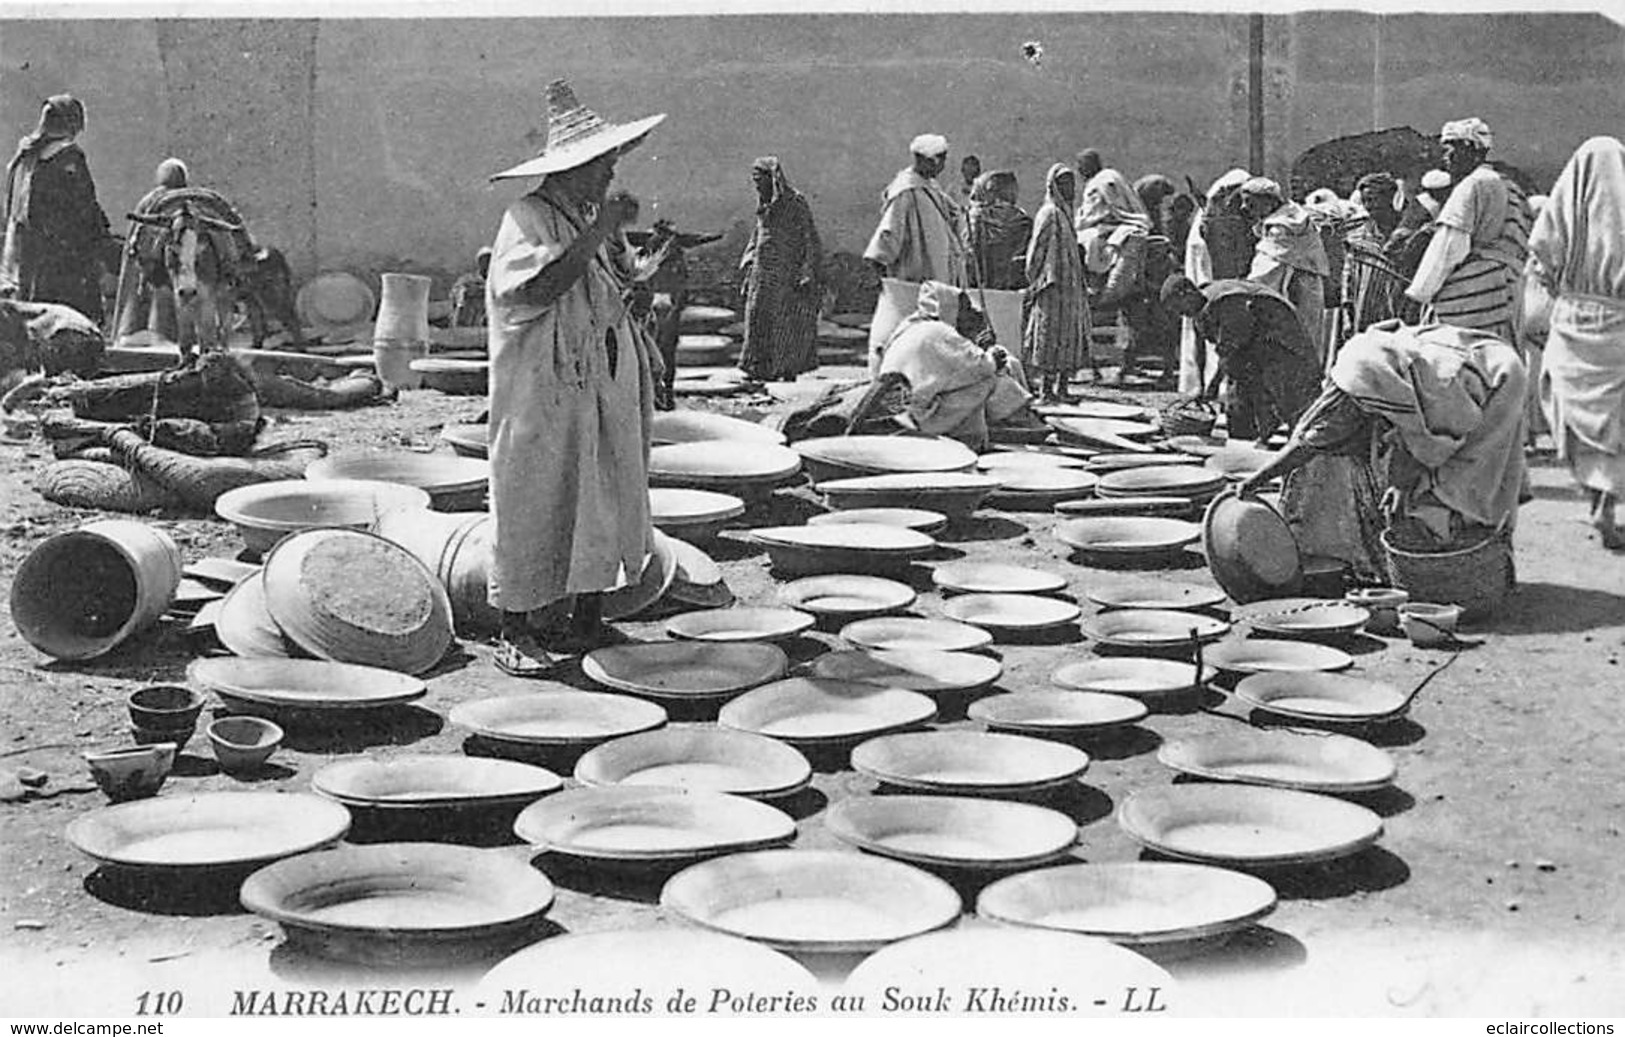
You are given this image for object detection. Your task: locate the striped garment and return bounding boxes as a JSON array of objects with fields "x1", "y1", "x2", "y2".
[{"x1": 1430, "y1": 167, "x2": 1532, "y2": 338}]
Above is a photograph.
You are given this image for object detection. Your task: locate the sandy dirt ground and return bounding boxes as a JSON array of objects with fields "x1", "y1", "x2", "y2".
[{"x1": 1, "y1": 369, "x2": 1623, "y2": 1019}]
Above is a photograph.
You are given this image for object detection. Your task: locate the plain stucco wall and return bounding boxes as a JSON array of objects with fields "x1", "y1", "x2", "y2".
[{"x1": 3, "y1": 12, "x2": 1622, "y2": 298}]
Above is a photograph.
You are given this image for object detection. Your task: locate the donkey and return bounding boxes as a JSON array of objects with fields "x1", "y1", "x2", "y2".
[{"x1": 126, "y1": 202, "x2": 245, "y2": 362}]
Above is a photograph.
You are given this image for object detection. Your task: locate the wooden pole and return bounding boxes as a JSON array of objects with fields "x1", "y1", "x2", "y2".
[{"x1": 1249, "y1": 14, "x2": 1266, "y2": 175}]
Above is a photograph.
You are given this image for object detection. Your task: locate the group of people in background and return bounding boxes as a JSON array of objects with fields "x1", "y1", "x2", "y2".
[{"x1": 6, "y1": 85, "x2": 1625, "y2": 672}]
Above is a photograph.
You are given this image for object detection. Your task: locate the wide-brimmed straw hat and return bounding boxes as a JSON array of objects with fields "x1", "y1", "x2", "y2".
[{"x1": 490, "y1": 79, "x2": 666, "y2": 182}]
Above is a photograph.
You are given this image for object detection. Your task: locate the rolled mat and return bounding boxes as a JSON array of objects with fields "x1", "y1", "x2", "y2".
[
  {"x1": 36, "y1": 459, "x2": 179, "y2": 513},
  {"x1": 254, "y1": 372, "x2": 387, "y2": 410}
]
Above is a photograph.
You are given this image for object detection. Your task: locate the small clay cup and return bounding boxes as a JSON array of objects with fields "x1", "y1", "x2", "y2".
[
  {"x1": 84, "y1": 743, "x2": 176, "y2": 802},
  {"x1": 206, "y1": 716, "x2": 284, "y2": 775}
]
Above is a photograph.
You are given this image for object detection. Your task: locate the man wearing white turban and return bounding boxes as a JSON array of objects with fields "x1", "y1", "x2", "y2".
[
  {"x1": 1405, "y1": 117, "x2": 1532, "y2": 342},
  {"x1": 864, "y1": 133, "x2": 966, "y2": 289}
]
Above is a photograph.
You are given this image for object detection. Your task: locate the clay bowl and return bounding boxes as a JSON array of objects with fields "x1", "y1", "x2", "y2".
[
  {"x1": 851, "y1": 730, "x2": 1090, "y2": 796},
  {"x1": 306, "y1": 452, "x2": 490, "y2": 512},
  {"x1": 780, "y1": 574, "x2": 918, "y2": 625},
  {"x1": 127, "y1": 684, "x2": 205, "y2": 735},
  {"x1": 825, "y1": 795, "x2": 1080, "y2": 872},
  {"x1": 83, "y1": 743, "x2": 177, "y2": 803},
  {"x1": 205, "y1": 716, "x2": 285, "y2": 775},
  {"x1": 794, "y1": 435, "x2": 978, "y2": 483},
  {"x1": 650, "y1": 410, "x2": 786, "y2": 447},
  {"x1": 215, "y1": 478, "x2": 431, "y2": 555},
  {"x1": 815, "y1": 472, "x2": 1002, "y2": 519},
  {"x1": 573, "y1": 727, "x2": 812, "y2": 800}
]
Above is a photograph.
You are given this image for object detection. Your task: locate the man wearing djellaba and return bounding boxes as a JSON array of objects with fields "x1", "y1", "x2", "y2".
[{"x1": 483, "y1": 79, "x2": 667, "y2": 676}]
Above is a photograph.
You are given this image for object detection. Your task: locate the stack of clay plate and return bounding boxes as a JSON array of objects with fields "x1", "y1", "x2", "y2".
[
  {"x1": 659, "y1": 849, "x2": 961, "y2": 955},
  {"x1": 1054, "y1": 516, "x2": 1203, "y2": 559},
  {"x1": 513, "y1": 786, "x2": 795, "y2": 865},
  {"x1": 189, "y1": 656, "x2": 428, "y2": 718},
  {"x1": 1084, "y1": 452, "x2": 1204, "y2": 473},
  {"x1": 718, "y1": 677, "x2": 937, "y2": 746},
  {"x1": 976, "y1": 449, "x2": 1091, "y2": 474},
  {"x1": 440, "y1": 424, "x2": 489, "y2": 459},
  {"x1": 816, "y1": 472, "x2": 1001, "y2": 519},
  {"x1": 743, "y1": 524, "x2": 935, "y2": 576},
  {"x1": 985, "y1": 467, "x2": 1099, "y2": 509},
  {"x1": 975, "y1": 862, "x2": 1277, "y2": 957},
  {"x1": 307, "y1": 451, "x2": 490, "y2": 512},
  {"x1": 1096, "y1": 465, "x2": 1226, "y2": 505},
  {"x1": 794, "y1": 435, "x2": 977, "y2": 483},
  {"x1": 675, "y1": 334, "x2": 737, "y2": 367},
  {"x1": 852, "y1": 731, "x2": 1089, "y2": 797},
  {"x1": 825, "y1": 796, "x2": 1080, "y2": 872},
  {"x1": 648, "y1": 442, "x2": 802, "y2": 496},
  {"x1": 1045, "y1": 416, "x2": 1160, "y2": 453},
  {"x1": 215, "y1": 479, "x2": 431, "y2": 556},
  {"x1": 410, "y1": 357, "x2": 488, "y2": 396},
  {"x1": 258, "y1": 528, "x2": 454, "y2": 674},
  {"x1": 678, "y1": 304, "x2": 737, "y2": 333},
  {"x1": 573, "y1": 728, "x2": 812, "y2": 800},
  {"x1": 1116, "y1": 785, "x2": 1383, "y2": 868},
  {"x1": 650, "y1": 410, "x2": 786, "y2": 447},
  {"x1": 581, "y1": 641, "x2": 789, "y2": 706},
  {"x1": 240, "y1": 843, "x2": 555, "y2": 968},
  {"x1": 649, "y1": 487, "x2": 746, "y2": 544}
]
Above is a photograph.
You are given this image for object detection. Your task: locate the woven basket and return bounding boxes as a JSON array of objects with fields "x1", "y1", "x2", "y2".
[
  {"x1": 36, "y1": 459, "x2": 178, "y2": 513},
  {"x1": 1160, "y1": 399, "x2": 1220, "y2": 438},
  {"x1": 1380, "y1": 526, "x2": 1514, "y2": 622}
]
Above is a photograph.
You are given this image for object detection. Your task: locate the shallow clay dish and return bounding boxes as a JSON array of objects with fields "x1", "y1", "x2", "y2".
[
  {"x1": 1233, "y1": 598, "x2": 1371, "y2": 638},
  {"x1": 573, "y1": 727, "x2": 811, "y2": 799},
  {"x1": 512, "y1": 787, "x2": 795, "y2": 862},
  {"x1": 306, "y1": 452, "x2": 489, "y2": 511},
  {"x1": 968, "y1": 691, "x2": 1148, "y2": 734},
  {"x1": 851, "y1": 730, "x2": 1089, "y2": 795},
  {"x1": 239, "y1": 842, "x2": 555, "y2": 964},
  {"x1": 1202, "y1": 492, "x2": 1305, "y2": 605},
  {"x1": 582, "y1": 642, "x2": 788, "y2": 701},
  {"x1": 975, "y1": 861, "x2": 1277, "y2": 948},
  {"x1": 659, "y1": 849, "x2": 961, "y2": 954},
  {"x1": 825, "y1": 795, "x2": 1079, "y2": 870},
  {"x1": 805, "y1": 507, "x2": 948, "y2": 535},
  {"x1": 448, "y1": 692, "x2": 668, "y2": 747},
  {"x1": 1116, "y1": 784, "x2": 1383, "y2": 868},
  {"x1": 805, "y1": 649, "x2": 1003, "y2": 695},
  {"x1": 779, "y1": 575, "x2": 917, "y2": 621},
  {"x1": 1086, "y1": 581, "x2": 1228, "y2": 611},
  {"x1": 718, "y1": 678, "x2": 937, "y2": 744},
  {"x1": 649, "y1": 488, "x2": 747, "y2": 532},
  {"x1": 311, "y1": 755, "x2": 563, "y2": 809},
  {"x1": 941, "y1": 593, "x2": 1081, "y2": 632},
  {"x1": 1158, "y1": 727, "x2": 1397, "y2": 794},
  {"x1": 1052, "y1": 657, "x2": 1217, "y2": 698},
  {"x1": 1096, "y1": 465, "x2": 1225, "y2": 498},
  {"x1": 666, "y1": 607, "x2": 815, "y2": 644},
  {"x1": 215, "y1": 478, "x2": 431, "y2": 555},
  {"x1": 650, "y1": 410, "x2": 785, "y2": 446},
  {"x1": 188, "y1": 657, "x2": 426, "y2": 713},
  {"x1": 839, "y1": 616, "x2": 993, "y2": 653},
  {"x1": 1203, "y1": 638, "x2": 1354, "y2": 674},
  {"x1": 793, "y1": 435, "x2": 978, "y2": 477},
  {"x1": 1231, "y1": 672, "x2": 1411, "y2": 723},
  {"x1": 1054, "y1": 516, "x2": 1202, "y2": 556},
  {"x1": 815, "y1": 472, "x2": 1001, "y2": 517},
  {"x1": 66, "y1": 791, "x2": 350, "y2": 870},
  {"x1": 933, "y1": 562, "x2": 1069, "y2": 596},
  {"x1": 976, "y1": 450, "x2": 1090, "y2": 472},
  {"x1": 648, "y1": 442, "x2": 802, "y2": 491},
  {"x1": 1080, "y1": 608, "x2": 1230, "y2": 648}
]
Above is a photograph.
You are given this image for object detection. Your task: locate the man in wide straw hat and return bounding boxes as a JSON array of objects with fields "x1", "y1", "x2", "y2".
[{"x1": 485, "y1": 79, "x2": 665, "y2": 675}]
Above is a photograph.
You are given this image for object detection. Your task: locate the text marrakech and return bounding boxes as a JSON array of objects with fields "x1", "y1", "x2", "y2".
[{"x1": 230, "y1": 989, "x2": 455, "y2": 1016}]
